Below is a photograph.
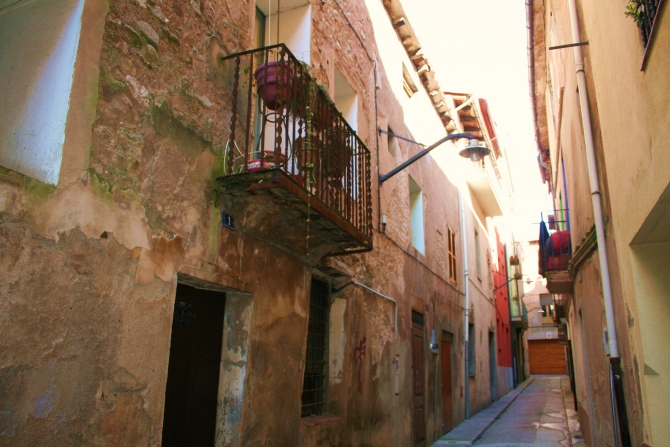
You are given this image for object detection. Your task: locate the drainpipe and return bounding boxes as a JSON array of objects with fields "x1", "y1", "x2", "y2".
[
  {"x1": 565, "y1": 1, "x2": 630, "y2": 445},
  {"x1": 459, "y1": 192, "x2": 470, "y2": 419},
  {"x1": 505, "y1": 244, "x2": 517, "y2": 388}
]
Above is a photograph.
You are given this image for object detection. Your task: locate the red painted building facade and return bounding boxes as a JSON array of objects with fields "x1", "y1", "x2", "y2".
[{"x1": 493, "y1": 229, "x2": 514, "y2": 396}]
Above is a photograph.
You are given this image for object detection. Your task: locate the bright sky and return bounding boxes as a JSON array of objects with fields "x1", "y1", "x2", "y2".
[{"x1": 402, "y1": 0, "x2": 552, "y2": 241}]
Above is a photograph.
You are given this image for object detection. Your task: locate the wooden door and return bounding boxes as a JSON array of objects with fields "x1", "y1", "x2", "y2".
[
  {"x1": 411, "y1": 314, "x2": 426, "y2": 446},
  {"x1": 440, "y1": 340, "x2": 453, "y2": 433}
]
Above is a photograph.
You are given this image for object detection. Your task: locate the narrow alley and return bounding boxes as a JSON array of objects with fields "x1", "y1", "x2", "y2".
[
  {"x1": 432, "y1": 376, "x2": 584, "y2": 447},
  {"x1": 1, "y1": 0, "x2": 668, "y2": 443}
]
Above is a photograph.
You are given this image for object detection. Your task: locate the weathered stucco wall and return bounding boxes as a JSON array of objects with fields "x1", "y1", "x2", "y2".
[
  {"x1": 0, "y1": 216, "x2": 173, "y2": 445},
  {"x1": 570, "y1": 256, "x2": 615, "y2": 447},
  {"x1": 539, "y1": 0, "x2": 668, "y2": 444},
  {"x1": 575, "y1": 0, "x2": 670, "y2": 444}
]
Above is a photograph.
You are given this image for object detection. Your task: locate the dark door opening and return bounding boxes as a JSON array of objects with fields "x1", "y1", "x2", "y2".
[
  {"x1": 162, "y1": 283, "x2": 226, "y2": 447},
  {"x1": 411, "y1": 311, "x2": 426, "y2": 447},
  {"x1": 440, "y1": 332, "x2": 453, "y2": 434},
  {"x1": 489, "y1": 331, "x2": 497, "y2": 401}
]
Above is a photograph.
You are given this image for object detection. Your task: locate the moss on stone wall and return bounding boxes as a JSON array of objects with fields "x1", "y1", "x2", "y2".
[{"x1": 149, "y1": 102, "x2": 210, "y2": 158}]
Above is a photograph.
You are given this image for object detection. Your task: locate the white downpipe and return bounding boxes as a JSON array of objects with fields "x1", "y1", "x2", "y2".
[
  {"x1": 459, "y1": 192, "x2": 470, "y2": 419},
  {"x1": 566, "y1": 0, "x2": 619, "y2": 360}
]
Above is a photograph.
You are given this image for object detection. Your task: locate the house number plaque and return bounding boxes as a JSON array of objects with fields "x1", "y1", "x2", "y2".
[{"x1": 221, "y1": 211, "x2": 235, "y2": 230}]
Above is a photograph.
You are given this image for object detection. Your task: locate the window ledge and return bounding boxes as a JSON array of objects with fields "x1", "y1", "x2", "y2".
[{"x1": 300, "y1": 415, "x2": 344, "y2": 427}]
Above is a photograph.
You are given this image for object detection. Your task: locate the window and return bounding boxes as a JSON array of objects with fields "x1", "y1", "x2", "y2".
[
  {"x1": 540, "y1": 294, "x2": 554, "y2": 324},
  {"x1": 254, "y1": 7, "x2": 266, "y2": 51},
  {"x1": 468, "y1": 323, "x2": 476, "y2": 376},
  {"x1": 387, "y1": 125, "x2": 397, "y2": 158},
  {"x1": 402, "y1": 62, "x2": 419, "y2": 98},
  {"x1": 0, "y1": 0, "x2": 85, "y2": 185},
  {"x1": 447, "y1": 226, "x2": 457, "y2": 283},
  {"x1": 257, "y1": 0, "x2": 310, "y2": 63},
  {"x1": 302, "y1": 279, "x2": 330, "y2": 416},
  {"x1": 475, "y1": 229, "x2": 482, "y2": 280},
  {"x1": 334, "y1": 67, "x2": 359, "y2": 199},
  {"x1": 409, "y1": 176, "x2": 425, "y2": 254},
  {"x1": 252, "y1": 8, "x2": 266, "y2": 153},
  {"x1": 334, "y1": 67, "x2": 358, "y2": 131},
  {"x1": 541, "y1": 304, "x2": 555, "y2": 324}
]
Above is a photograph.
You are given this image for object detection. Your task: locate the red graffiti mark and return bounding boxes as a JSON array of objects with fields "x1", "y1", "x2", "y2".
[{"x1": 354, "y1": 337, "x2": 366, "y2": 393}]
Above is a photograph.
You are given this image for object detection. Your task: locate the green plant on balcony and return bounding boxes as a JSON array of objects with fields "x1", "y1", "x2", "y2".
[{"x1": 625, "y1": 0, "x2": 645, "y2": 28}]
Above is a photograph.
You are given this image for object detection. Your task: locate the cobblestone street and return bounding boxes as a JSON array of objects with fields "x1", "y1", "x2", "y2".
[{"x1": 432, "y1": 376, "x2": 584, "y2": 447}]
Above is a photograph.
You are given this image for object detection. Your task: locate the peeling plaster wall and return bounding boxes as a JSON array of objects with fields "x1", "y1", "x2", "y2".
[
  {"x1": 0, "y1": 216, "x2": 172, "y2": 445},
  {"x1": 570, "y1": 256, "x2": 616, "y2": 447},
  {"x1": 539, "y1": 0, "x2": 657, "y2": 444}
]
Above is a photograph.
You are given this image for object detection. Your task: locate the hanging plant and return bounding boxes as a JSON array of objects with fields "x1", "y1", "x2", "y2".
[
  {"x1": 625, "y1": 0, "x2": 645, "y2": 29},
  {"x1": 304, "y1": 80, "x2": 318, "y2": 262}
]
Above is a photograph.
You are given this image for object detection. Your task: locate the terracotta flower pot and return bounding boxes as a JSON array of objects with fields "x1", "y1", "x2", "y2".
[{"x1": 254, "y1": 61, "x2": 294, "y2": 111}]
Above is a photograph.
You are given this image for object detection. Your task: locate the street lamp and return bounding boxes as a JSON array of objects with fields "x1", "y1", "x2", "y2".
[{"x1": 378, "y1": 132, "x2": 491, "y2": 184}]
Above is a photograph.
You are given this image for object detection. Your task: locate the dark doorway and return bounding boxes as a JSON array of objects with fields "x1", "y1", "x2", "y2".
[
  {"x1": 489, "y1": 331, "x2": 497, "y2": 401},
  {"x1": 162, "y1": 283, "x2": 226, "y2": 447},
  {"x1": 411, "y1": 311, "x2": 426, "y2": 447},
  {"x1": 440, "y1": 332, "x2": 453, "y2": 434}
]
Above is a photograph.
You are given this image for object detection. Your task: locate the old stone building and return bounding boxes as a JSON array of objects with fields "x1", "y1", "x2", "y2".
[
  {"x1": 0, "y1": 0, "x2": 519, "y2": 445},
  {"x1": 529, "y1": 0, "x2": 670, "y2": 445}
]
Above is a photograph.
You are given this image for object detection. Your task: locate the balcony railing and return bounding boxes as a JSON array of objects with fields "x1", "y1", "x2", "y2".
[
  {"x1": 217, "y1": 44, "x2": 372, "y2": 256},
  {"x1": 539, "y1": 210, "x2": 572, "y2": 294},
  {"x1": 540, "y1": 211, "x2": 571, "y2": 272},
  {"x1": 523, "y1": 302, "x2": 528, "y2": 323},
  {"x1": 511, "y1": 298, "x2": 528, "y2": 329}
]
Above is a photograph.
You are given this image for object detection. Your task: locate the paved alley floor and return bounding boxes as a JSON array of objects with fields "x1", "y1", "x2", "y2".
[{"x1": 431, "y1": 376, "x2": 584, "y2": 447}]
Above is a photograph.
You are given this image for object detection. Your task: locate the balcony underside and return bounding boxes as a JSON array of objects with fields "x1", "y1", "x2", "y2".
[
  {"x1": 216, "y1": 169, "x2": 372, "y2": 261},
  {"x1": 466, "y1": 171, "x2": 502, "y2": 217},
  {"x1": 545, "y1": 270, "x2": 573, "y2": 295},
  {"x1": 511, "y1": 316, "x2": 528, "y2": 330}
]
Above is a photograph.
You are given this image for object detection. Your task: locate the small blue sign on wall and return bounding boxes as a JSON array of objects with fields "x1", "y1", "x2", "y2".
[{"x1": 221, "y1": 211, "x2": 235, "y2": 230}]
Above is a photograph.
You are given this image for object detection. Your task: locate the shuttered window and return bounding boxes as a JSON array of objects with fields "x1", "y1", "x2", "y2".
[{"x1": 447, "y1": 226, "x2": 457, "y2": 284}]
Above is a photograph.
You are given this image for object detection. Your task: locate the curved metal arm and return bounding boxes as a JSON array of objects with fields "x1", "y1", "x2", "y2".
[{"x1": 378, "y1": 133, "x2": 477, "y2": 184}]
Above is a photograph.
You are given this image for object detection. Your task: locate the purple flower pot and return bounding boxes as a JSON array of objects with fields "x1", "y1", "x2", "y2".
[{"x1": 254, "y1": 61, "x2": 294, "y2": 111}]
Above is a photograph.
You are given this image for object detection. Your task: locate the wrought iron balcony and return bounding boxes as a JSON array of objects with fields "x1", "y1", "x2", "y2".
[
  {"x1": 511, "y1": 299, "x2": 528, "y2": 330},
  {"x1": 216, "y1": 44, "x2": 373, "y2": 260},
  {"x1": 539, "y1": 211, "x2": 572, "y2": 294}
]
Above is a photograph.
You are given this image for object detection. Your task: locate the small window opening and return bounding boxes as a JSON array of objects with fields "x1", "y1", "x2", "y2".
[
  {"x1": 468, "y1": 323, "x2": 476, "y2": 376},
  {"x1": 447, "y1": 226, "x2": 457, "y2": 283},
  {"x1": 387, "y1": 125, "x2": 397, "y2": 158},
  {"x1": 409, "y1": 176, "x2": 425, "y2": 255},
  {"x1": 475, "y1": 229, "x2": 482, "y2": 280},
  {"x1": 301, "y1": 279, "x2": 330, "y2": 416}
]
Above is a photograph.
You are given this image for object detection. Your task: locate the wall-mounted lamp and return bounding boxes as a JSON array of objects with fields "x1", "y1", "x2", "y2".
[
  {"x1": 381, "y1": 214, "x2": 387, "y2": 233},
  {"x1": 492, "y1": 273, "x2": 533, "y2": 292},
  {"x1": 378, "y1": 131, "x2": 491, "y2": 184},
  {"x1": 526, "y1": 306, "x2": 545, "y2": 314},
  {"x1": 459, "y1": 139, "x2": 490, "y2": 163}
]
